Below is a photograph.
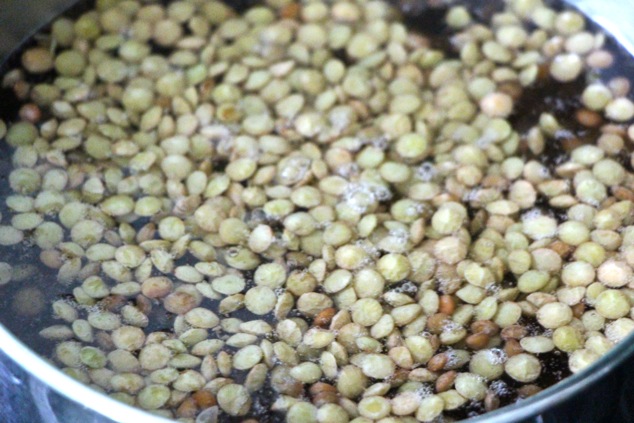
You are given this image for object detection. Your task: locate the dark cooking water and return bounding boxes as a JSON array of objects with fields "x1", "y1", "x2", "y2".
[{"x1": 0, "y1": 0, "x2": 633, "y2": 422}]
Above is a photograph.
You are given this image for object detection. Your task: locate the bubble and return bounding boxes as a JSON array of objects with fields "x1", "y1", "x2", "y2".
[
  {"x1": 486, "y1": 348, "x2": 508, "y2": 365},
  {"x1": 476, "y1": 133, "x2": 496, "y2": 148},
  {"x1": 279, "y1": 156, "x2": 311, "y2": 185},
  {"x1": 379, "y1": 226, "x2": 410, "y2": 251},
  {"x1": 415, "y1": 383, "x2": 433, "y2": 399},
  {"x1": 330, "y1": 112, "x2": 352, "y2": 132},
  {"x1": 463, "y1": 188, "x2": 482, "y2": 203},
  {"x1": 404, "y1": 201, "x2": 424, "y2": 218},
  {"x1": 370, "y1": 135, "x2": 389, "y2": 150},
  {"x1": 444, "y1": 348, "x2": 461, "y2": 367},
  {"x1": 443, "y1": 320, "x2": 463, "y2": 332},
  {"x1": 486, "y1": 284, "x2": 501, "y2": 295},
  {"x1": 343, "y1": 182, "x2": 392, "y2": 213},
  {"x1": 392, "y1": 281, "x2": 417, "y2": 294},
  {"x1": 521, "y1": 208, "x2": 546, "y2": 222},
  {"x1": 201, "y1": 124, "x2": 232, "y2": 139},
  {"x1": 373, "y1": 185, "x2": 392, "y2": 201},
  {"x1": 490, "y1": 380, "x2": 511, "y2": 396},
  {"x1": 416, "y1": 162, "x2": 437, "y2": 181},
  {"x1": 356, "y1": 239, "x2": 379, "y2": 258},
  {"x1": 388, "y1": 225, "x2": 409, "y2": 239},
  {"x1": 336, "y1": 162, "x2": 360, "y2": 178},
  {"x1": 246, "y1": 208, "x2": 267, "y2": 225}
]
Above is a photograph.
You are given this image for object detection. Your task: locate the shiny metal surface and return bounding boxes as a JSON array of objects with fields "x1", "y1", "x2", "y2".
[
  {"x1": 0, "y1": 3, "x2": 192, "y2": 419},
  {"x1": 0, "y1": 1, "x2": 634, "y2": 422},
  {"x1": 0, "y1": 0, "x2": 77, "y2": 60},
  {"x1": 568, "y1": 0, "x2": 634, "y2": 56},
  {"x1": 0, "y1": 330, "x2": 172, "y2": 423}
]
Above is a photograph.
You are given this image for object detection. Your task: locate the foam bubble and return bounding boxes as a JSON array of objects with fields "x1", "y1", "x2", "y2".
[
  {"x1": 417, "y1": 162, "x2": 437, "y2": 182},
  {"x1": 336, "y1": 162, "x2": 360, "y2": 178},
  {"x1": 489, "y1": 380, "x2": 511, "y2": 396},
  {"x1": 343, "y1": 182, "x2": 392, "y2": 213},
  {"x1": 415, "y1": 383, "x2": 433, "y2": 399},
  {"x1": 392, "y1": 281, "x2": 417, "y2": 294},
  {"x1": 486, "y1": 348, "x2": 508, "y2": 365}
]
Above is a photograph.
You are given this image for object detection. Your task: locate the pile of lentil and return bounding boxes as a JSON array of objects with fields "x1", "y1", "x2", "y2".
[{"x1": 1, "y1": 0, "x2": 634, "y2": 421}]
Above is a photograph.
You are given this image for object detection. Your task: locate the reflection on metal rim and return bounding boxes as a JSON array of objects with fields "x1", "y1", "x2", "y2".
[
  {"x1": 0, "y1": 324, "x2": 174, "y2": 423},
  {"x1": 462, "y1": 331, "x2": 634, "y2": 422},
  {"x1": 568, "y1": 0, "x2": 634, "y2": 56}
]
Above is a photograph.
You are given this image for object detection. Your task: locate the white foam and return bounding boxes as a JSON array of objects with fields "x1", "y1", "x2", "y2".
[
  {"x1": 336, "y1": 162, "x2": 360, "y2": 178},
  {"x1": 416, "y1": 162, "x2": 437, "y2": 182},
  {"x1": 415, "y1": 383, "x2": 433, "y2": 399},
  {"x1": 343, "y1": 182, "x2": 392, "y2": 214},
  {"x1": 489, "y1": 379, "x2": 510, "y2": 396},
  {"x1": 486, "y1": 348, "x2": 508, "y2": 365}
]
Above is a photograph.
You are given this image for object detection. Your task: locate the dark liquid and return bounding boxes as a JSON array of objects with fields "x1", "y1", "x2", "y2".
[{"x1": 0, "y1": 1, "x2": 633, "y2": 422}]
